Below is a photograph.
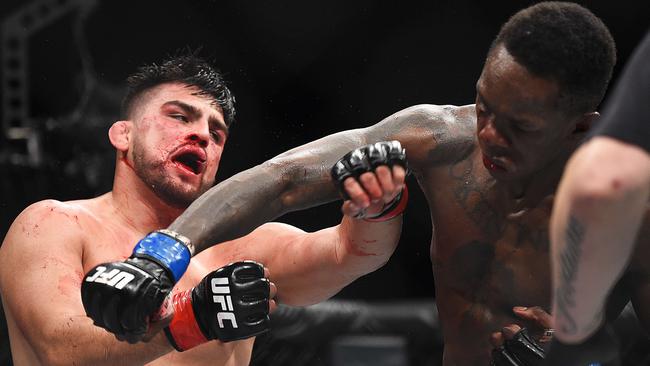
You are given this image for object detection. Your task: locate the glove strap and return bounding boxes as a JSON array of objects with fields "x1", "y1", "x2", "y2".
[
  {"x1": 132, "y1": 230, "x2": 193, "y2": 282},
  {"x1": 364, "y1": 185, "x2": 409, "y2": 222},
  {"x1": 164, "y1": 290, "x2": 208, "y2": 352}
]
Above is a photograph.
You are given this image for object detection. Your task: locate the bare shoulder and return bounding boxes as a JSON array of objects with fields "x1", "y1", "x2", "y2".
[
  {"x1": 6, "y1": 199, "x2": 87, "y2": 233},
  {"x1": 0, "y1": 199, "x2": 93, "y2": 265},
  {"x1": 373, "y1": 104, "x2": 474, "y2": 132},
  {"x1": 367, "y1": 104, "x2": 476, "y2": 171},
  {"x1": 14, "y1": 198, "x2": 96, "y2": 231}
]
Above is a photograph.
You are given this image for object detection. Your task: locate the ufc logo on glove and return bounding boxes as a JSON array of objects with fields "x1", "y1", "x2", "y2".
[
  {"x1": 162, "y1": 261, "x2": 271, "y2": 351},
  {"x1": 84, "y1": 265, "x2": 136, "y2": 289},
  {"x1": 211, "y1": 277, "x2": 238, "y2": 328}
]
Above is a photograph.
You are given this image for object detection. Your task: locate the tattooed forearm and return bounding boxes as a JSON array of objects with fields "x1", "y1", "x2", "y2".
[{"x1": 555, "y1": 214, "x2": 586, "y2": 334}]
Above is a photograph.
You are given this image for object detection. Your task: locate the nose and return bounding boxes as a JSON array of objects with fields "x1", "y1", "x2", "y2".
[
  {"x1": 187, "y1": 126, "x2": 209, "y2": 148},
  {"x1": 478, "y1": 116, "x2": 510, "y2": 149}
]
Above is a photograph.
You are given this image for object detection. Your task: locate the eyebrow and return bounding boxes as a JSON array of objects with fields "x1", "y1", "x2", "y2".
[
  {"x1": 476, "y1": 89, "x2": 538, "y2": 129},
  {"x1": 162, "y1": 100, "x2": 229, "y2": 136},
  {"x1": 475, "y1": 89, "x2": 497, "y2": 115}
]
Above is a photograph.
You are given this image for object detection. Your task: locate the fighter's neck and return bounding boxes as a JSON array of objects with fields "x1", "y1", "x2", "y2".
[{"x1": 110, "y1": 158, "x2": 184, "y2": 234}]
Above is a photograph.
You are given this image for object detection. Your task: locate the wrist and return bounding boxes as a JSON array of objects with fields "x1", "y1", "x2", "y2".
[
  {"x1": 364, "y1": 185, "x2": 409, "y2": 222},
  {"x1": 132, "y1": 230, "x2": 194, "y2": 282},
  {"x1": 164, "y1": 290, "x2": 209, "y2": 351}
]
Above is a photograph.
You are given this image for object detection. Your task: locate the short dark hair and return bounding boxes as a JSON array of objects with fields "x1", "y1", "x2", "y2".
[
  {"x1": 122, "y1": 53, "x2": 236, "y2": 126},
  {"x1": 491, "y1": 2, "x2": 616, "y2": 115}
]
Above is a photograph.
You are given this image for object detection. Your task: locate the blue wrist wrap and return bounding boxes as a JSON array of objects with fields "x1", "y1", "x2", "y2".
[{"x1": 132, "y1": 231, "x2": 192, "y2": 282}]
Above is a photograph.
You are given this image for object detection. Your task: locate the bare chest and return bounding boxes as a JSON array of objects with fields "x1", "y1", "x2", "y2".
[
  {"x1": 432, "y1": 208, "x2": 552, "y2": 310},
  {"x1": 420, "y1": 158, "x2": 553, "y2": 327}
]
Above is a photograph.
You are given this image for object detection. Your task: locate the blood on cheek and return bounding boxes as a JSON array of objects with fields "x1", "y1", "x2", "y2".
[{"x1": 125, "y1": 125, "x2": 182, "y2": 169}]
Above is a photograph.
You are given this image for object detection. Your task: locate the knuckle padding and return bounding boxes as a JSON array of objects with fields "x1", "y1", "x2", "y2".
[
  {"x1": 239, "y1": 278, "x2": 270, "y2": 293},
  {"x1": 241, "y1": 300, "x2": 270, "y2": 323},
  {"x1": 232, "y1": 262, "x2": 265, "y2": 279},
  {"x1": 348, "y1": 149, "x2": 372, "y2": 173}
]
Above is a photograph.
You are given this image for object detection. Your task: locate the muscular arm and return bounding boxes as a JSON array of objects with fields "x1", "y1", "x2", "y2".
[
  {"x1": 170, "y1": 104, "x2": 470, "y2": 253},
  {"x1": 194, "y1": 157, "x2": 407, "y2": 305},
  {"x1": 550, "y1": 137, "x2": 650, "y2": 343},
  {"x1": 200, "y1": 214, "x2": 402, "y2": 306},
  {"x1": 0, "y1": 202, "x2": 173, "y2": 365}
]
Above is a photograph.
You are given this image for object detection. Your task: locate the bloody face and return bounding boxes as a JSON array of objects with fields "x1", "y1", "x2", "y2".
[{"x1": 129, "y1": 82, "x2": 228, "y2": 208}]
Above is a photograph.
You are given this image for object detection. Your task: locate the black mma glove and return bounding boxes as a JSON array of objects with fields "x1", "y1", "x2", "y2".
[
  {"x1": 331, "y1": 141, "x2": 407, "y2": 199},
  {"x1": 164, "y1": 261, "x2": 271, "y2": 351},
  {"x1": 544, "y1": 325, "x2": 619, "y2": 366},
  {"x1": 491, "y1": 328, "x2": 546, "y2": 366},
  {"x1": 331, "y1": 140, "x2": 408, "y2": 220},
  {"x1": 82, "y1": 230, "x2": 193, "y2": 343}
]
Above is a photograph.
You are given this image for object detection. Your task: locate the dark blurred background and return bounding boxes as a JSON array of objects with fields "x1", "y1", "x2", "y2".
[{"x1": 0, "y1": 1, "x2": 648, "y2": 365}]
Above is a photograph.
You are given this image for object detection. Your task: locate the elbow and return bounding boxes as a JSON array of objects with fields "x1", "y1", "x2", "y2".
[
  {"x1": 563, "y1": 137, "x2": 650, "y2": 212},
  {"x1": 564, "y1": 177, "x2": 637, "y2": 217},
  {"x1": 568, "y1": 178, "x2": 624, "y2": 208},
  {"x1": 561, "y1": 163, "x2": 649, "y2": 215}
]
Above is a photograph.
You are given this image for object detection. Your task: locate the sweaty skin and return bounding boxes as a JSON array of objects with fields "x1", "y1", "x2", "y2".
[
  {"x1": 0, "y1": 82, "x2": 403, "y2": 365},
  {"x1": 167, "y1": 46, "x2": 650, "y2": 365}
]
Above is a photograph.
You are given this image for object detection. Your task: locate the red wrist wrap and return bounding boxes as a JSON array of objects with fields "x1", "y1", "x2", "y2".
[
  {"x1": 364, "y1": 185, "x2": 409, "y2": 222},
  {"x1": 165, "y1": 290, "x2": 208, "y2": 351}
]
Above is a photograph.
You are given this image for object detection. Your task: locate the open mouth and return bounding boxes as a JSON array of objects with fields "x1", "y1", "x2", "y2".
[
  {"x1": 172, "y1": 151, "x2": 206, "y2": 175},
  {"x1": 482, "y1": 155, "x2": 507, "y2": 172}
]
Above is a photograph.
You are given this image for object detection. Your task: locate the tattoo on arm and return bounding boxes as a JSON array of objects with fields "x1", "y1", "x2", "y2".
[{"x1": 555, "y1": 214, "x2": 586, "y2": 334}]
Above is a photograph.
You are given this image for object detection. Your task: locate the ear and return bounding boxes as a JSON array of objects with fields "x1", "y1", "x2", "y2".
[
  {"x1": 108, "y1": 120, "x2": 132, "y2": 152},
  {"x1": 568, "y1": 111, "x2": 599, "y2": 140}
]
